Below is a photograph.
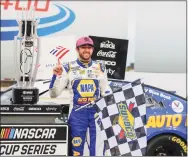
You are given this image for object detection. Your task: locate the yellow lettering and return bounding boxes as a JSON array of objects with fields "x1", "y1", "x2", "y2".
[
  {"x1": 172, "y1": 114, "x2": 182, "y2": 127},
  {"x1": 88, "y1": 98, "x2": 95, "y2": 102},
  {"x1": 176, "y1": 138, "x2": 181, "y2": 143},
  {"x1": 171, "y1": 137, "x2": 187, "y2": 153},
  {"x1": 182, "y1": 145, "x2": 187, "y2": 152},
  {"x1": 172, "y1": 137, "x2": 177, "y2": 142},
  {"x1": 78, "y1": 97, "x2": 96, "y2": 103},
  {"x1": 156, "y1": 115, "x2": 165, "y2": 128},
  {"x1": 78, "y1": 98, "x2": 83, "y2": 102},
  {"x1": 147, "y1": 115, "x2": 183, "y2": 128},
  {"x1": 88, "y1": 98, "x2": 92, "y2": 101},
  {"x1": 147, "y1": 116, "x2": 156, "y2": 128},
  {"x1": 180, "y1": 142, "x2": 185, "y2": 147},
  {"x1": 73, "y1": 151, "x2": 80, "y2": 156},
  {"x1": 166, "y1": 115, "x2": 172, "y2": 127}
]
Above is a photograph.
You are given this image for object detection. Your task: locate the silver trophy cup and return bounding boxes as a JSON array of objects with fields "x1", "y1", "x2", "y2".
[{"x1": 12, "y1": 7, "x2": 40, "y2": 104}]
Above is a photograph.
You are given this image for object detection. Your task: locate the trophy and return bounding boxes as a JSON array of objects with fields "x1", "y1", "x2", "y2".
[{"x1": 12, "y1": 7, "x2": 40, "y2": 104}]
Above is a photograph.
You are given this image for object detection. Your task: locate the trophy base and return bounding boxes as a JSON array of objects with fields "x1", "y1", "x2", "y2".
[{"x1": 12, "y1": 87, "x2": 39, "y2": 104}]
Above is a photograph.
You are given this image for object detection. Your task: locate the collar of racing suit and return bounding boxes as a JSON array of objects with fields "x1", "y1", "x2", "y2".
[{"x1": 76, "y1": 58, "x2": 93, "y2": 68}]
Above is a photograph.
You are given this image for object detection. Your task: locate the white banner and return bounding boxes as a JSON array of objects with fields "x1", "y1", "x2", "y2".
[
  {"x1": 37, "y1": 35, "x2": 77, "y2": 80},
  {"x1": 0, "y1": 124, "x2": 68, "y2": 156},
  {"x1": 0, "y1": 143, "x2": 67, "y2": 156}
]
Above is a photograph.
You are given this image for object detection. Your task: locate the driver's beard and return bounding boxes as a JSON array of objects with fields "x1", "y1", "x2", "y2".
[{"x1": 78, "y1": 54, "x2": 91, "y2": 63}]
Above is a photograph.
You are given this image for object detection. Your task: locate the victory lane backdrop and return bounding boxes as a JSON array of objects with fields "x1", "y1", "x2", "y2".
[
  {"x1": 0, "y1": 124, "x2": 68, "y2": 156},
  {"x1": 89, "y1": 36, "x2": 129, "y2": 80}
]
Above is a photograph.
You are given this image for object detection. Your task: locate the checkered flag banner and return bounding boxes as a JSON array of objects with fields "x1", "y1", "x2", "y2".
[{"x1": 93, "y1": 79, "x2": 147, "y2": 156}]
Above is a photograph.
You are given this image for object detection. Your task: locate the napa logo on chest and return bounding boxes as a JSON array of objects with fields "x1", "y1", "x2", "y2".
[{"x1": 77, "y1": 80, "x2": 96, "y2": 97}]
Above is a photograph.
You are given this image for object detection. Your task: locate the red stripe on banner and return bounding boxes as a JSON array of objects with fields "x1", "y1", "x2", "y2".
[
  {"x1": 4, "y1": 129, "x2": 8, "y2": 139},
  {"x1": 58, "y1": 50, "x2": 69, "y2": 60},
  {"x1": 5, "y1": 128, "x2": 11, "y2": 139},
  {"x1": 55, "y1": 48, "x2": 65, "y2": 57}
]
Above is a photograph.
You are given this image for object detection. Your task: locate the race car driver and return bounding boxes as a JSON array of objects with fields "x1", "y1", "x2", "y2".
[{"x1": 49, "y1": 36, "x2": 112, "y2": 156}]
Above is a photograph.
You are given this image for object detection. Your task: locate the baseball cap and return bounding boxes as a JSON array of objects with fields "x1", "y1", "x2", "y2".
[{"x1": 76, "y1": 36, "x2": 94, "y2": 47}]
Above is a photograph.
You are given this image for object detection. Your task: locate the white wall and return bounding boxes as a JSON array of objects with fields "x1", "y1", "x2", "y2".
[
  {"x1": 124, "y1": 71, "x2": 187, "y2": 98},
  {"x1": 57, "y1": 1, "x2": 129, "y2": 39},
  {"x1": 1, "y1": 1, "x2": 130, "y2": 80},
  {"x1": 134, "y1": 1, "x2": 186, "y2": 73},
  {"x1": 1, "y1": 1, "x2": 186, "y2": 80}
]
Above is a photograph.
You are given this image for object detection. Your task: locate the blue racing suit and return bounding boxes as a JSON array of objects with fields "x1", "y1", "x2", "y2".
[{"x1": 49, "y1": 59, "x2": 112, "y2": 156}]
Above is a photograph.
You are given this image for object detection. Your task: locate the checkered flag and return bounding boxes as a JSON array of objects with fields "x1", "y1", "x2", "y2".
[{"x1": 93, "y1": 79, "x2": 147, "y2": 156}]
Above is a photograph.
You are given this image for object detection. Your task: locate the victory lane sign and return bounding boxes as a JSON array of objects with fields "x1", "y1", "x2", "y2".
[
  {"x1": 89, "y1": 36, "x2": 129, "y2": 80},
  {"x1": 0, "y1": 124, "x2": 68, "y2": 156}
]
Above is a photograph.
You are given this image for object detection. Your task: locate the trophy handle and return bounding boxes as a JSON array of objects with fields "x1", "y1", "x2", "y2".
[
  {"x1": 14, "y1": 36, "x2": 21, "y2": 87},
  {"x1": 29, "y1": 38, "x2": 41, "y2": 87}
]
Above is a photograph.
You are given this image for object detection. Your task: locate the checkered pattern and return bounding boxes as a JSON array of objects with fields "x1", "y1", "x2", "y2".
[{"x1": 92, "y1": 79, "x2": 147, "y2": 156}]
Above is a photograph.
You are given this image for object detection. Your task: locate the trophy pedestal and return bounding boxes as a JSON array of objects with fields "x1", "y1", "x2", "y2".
[{"x1": 12, "y1": 87, "x2": 39, "y2": 104}]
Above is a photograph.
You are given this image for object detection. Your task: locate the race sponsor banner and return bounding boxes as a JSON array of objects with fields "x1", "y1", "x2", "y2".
[
  {"x1": 89, "y1": 36, "x2": 128, "y2": 80},
  {"x1": 0, "y1": 124, "x2": 68, "y2": 156},
  {"x1": 0, "y1": 105, "x2": 61, "y2": 115},
  {"x1": 37, "y1": 35, "x2": 77, "y2": 80}
]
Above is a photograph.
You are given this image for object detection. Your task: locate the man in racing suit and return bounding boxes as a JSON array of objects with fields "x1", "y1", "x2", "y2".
[{"x1": 49, "y1": 36, "x2": 112, "y2": 156}]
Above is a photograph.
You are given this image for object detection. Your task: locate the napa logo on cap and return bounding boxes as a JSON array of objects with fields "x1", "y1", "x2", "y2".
[{"x1": 1, "y1": 0, "x2": 76, "y2": 41}]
